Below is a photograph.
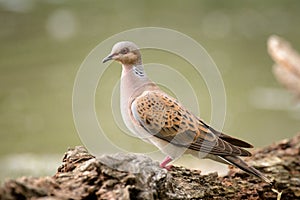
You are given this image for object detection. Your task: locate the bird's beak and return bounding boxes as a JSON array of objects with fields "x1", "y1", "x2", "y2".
[{"x1": 102, "y1": 53, "x2": 115, "y2": 63}]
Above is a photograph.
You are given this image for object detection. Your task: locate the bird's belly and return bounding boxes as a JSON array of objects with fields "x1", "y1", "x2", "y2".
[
  {"x1": 120, "y1": 95, "x2": 151, "y2": 143},
  {"x1": 120, "y1": 99, "x2": 188, "y2": 158}
]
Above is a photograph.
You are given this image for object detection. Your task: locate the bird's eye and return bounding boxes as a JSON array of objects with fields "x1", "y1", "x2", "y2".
[{"x1": 120, "y1": 48, "x2": 129, "y2": 54}]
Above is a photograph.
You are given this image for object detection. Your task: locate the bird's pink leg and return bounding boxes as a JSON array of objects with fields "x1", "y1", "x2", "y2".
[{"x1": 160, "y1": 156, "x2": 173, "y2": 170}]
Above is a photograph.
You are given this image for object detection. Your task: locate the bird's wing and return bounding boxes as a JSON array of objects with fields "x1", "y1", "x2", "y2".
[
  {"x1": 198, "y1": 120, "x2": 254, "y2": 148},
  {"x1": 131, "y1": 90, "x2": 252, "y2": 157}
]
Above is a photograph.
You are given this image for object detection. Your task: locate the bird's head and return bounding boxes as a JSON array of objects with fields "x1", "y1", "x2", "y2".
[{"x1": 102, "y1": 41, "x2": 142, "y2": 66}]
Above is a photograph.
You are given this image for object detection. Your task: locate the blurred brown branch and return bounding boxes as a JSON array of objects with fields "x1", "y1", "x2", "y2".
[{"x1": 268, "y1": 35, "x2": 300, "y2": 99}]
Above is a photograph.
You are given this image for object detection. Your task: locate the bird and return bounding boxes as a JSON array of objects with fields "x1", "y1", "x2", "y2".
[{"x1": 102, "y1": 41, "x2": 272, "y2": 184}]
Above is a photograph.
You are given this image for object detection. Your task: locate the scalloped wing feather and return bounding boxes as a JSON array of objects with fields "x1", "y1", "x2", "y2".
[{"x1": 131, "y1": 90, "x2": 252, "y2": 157}]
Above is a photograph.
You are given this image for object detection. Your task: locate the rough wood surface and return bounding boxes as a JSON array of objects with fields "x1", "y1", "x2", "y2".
[{"x1": 0, "y1": 133, "x2": 299, "y2": 200}]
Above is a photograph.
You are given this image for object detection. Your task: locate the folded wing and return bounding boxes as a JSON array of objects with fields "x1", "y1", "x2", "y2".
[{"x1": 131, "y1": 91, "x2": 252, "y2": 157}]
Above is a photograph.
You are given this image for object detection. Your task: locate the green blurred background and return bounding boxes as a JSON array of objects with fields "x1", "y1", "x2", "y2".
[{"x1": 1, "y1": 0, "x2": 299, "y2": 182}]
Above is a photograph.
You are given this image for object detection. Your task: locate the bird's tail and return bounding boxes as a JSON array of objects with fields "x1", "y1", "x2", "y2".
[{"x1": 220, "y1": 155, "x2": 272, "y2": 184}]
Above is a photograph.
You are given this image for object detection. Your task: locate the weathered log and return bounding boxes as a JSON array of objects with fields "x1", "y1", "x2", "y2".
[{"x1": 0, "y1": 133, "x2": 299, "y2": 199}]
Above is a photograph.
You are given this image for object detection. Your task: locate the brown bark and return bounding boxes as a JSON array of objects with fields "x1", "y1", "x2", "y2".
[{"x1": 0, "y1": 133, "x2": 299, "y2": 200}]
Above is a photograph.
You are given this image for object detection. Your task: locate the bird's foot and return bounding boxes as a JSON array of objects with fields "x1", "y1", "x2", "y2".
[
  {"x1": 160, "y1": 164, "x2": 173, "y2": 170},
  {"x1": 160, "y1": 156, "x2": 173, "y2": 170}
]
